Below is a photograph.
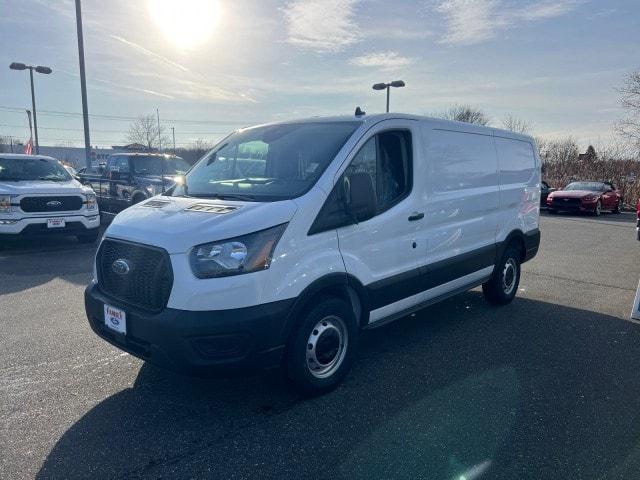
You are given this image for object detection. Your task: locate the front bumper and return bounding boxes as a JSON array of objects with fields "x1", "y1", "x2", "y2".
[
  {"x1": 547, "y1": 199, "x2": 596, "y2": 211},
  {"x1": 0, "y1": 214, "x2": 99, "y2": 239},
  {"x1": 85, "y1": 283, "x2": 294, "y2": 376}
]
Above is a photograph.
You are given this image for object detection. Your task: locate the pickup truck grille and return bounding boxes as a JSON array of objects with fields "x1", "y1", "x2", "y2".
[
  {"x1": 97, "y1": 239, "x2": 173, "y2": 312},
  {"x1": 20, "y1": 195, "x2": 83, "y2": 212}
]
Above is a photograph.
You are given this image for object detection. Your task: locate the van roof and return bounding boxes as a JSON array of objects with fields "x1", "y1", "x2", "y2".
[
  {"x1": 0, "y1": 153, "x2": 58, "y2": 161},
  {"x1": 245, "y1": 113, "x2": 535, "y2": 143}
]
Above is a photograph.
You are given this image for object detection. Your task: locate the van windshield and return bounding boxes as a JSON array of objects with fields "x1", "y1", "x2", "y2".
[
  {"x1": 172, "y1": 121, "x2": 361, "y2": 201},
  {"x1": 0, "y1": 156, "x2": 72, "y2": 182}
]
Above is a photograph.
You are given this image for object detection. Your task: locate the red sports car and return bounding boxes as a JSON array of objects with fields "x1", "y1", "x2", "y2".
[{"x1": 547, "y1": 181, "x2": 622, "y2": 215}]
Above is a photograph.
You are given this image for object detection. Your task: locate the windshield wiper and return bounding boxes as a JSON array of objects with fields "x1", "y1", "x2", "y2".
[{"x1": 191, "y1": 193, "x2": 256, "y2": 202}]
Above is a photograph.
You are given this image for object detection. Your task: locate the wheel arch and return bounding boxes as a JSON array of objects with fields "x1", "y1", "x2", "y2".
[
  {"x1": 280, "y1": 273, "x2": 370, "y2": 344},
  {"x1": 498, "y1": 229, "x2": 527, "y2": 263}
]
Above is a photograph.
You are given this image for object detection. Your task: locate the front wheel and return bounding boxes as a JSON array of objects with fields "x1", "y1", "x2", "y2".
[
  {"x1": 483, "y1": 244, "x2": 521, "y2": 305},
  {"x1": 286, "y1": 296, "x2": 358, "y2": 396},
  {"x1": 594, "y1": 200, "x2": 602, "y2": 216}
]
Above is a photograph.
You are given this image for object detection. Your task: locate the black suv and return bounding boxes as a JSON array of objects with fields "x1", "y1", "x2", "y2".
[{"x1": 77, "y1": 153, "x2": 190, "y2": 216}]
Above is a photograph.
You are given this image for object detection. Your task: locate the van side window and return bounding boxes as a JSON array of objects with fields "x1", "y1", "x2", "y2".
[
  {"x1": 308, "y1": 129, "x2": 412, "y2": 235},
  {"x1": 345, "y1": 130, "x2": 412, "y2": 212}
]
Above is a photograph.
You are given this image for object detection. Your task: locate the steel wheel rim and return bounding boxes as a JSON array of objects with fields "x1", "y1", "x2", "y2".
[
  {"x1": 502, "y1": 258, "x2": 517, "y2": 295},
  {"x1": 306, "y1": 315, "x2": 348, "y2": 379}
]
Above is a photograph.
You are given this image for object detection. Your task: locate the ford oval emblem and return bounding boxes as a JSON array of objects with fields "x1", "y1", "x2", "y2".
[
  {"x1": 112, "y1": 258, "x2": 131, "y2": 275},
  {"x1": 47, "y1": 200, "x2": 63, "y2": 207}
]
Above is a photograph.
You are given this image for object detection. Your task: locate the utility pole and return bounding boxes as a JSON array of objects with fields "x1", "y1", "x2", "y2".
[
  {"x1": 156, "y1": 108, "x2": 162, "y2": 152},
  {"x1": 75, "y1": 0, "x2": 92, "y2": 168},
  {"x1": 172, "y1": 126, "x2": 176, "y2": 153}
]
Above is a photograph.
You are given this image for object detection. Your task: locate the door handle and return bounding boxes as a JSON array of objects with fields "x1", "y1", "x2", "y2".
[{"x1": 408, "y1": 212, "x2": 424, "y2": 221}]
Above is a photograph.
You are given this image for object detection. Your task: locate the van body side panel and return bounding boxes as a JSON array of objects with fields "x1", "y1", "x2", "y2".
[
  {"x1": 335, "y1": 120, "x2": 428, "y2": 319},
  {"x1": 422, "y1": 126, "x2": 501, "y2": 267},
  {"x1": 493, "y1": 135, "x2": 541, "y2": 243}
]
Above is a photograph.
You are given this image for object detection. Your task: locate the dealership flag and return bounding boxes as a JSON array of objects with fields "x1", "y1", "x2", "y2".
[{"x1": 24, "y1": 138, "x2": 33, "y2": 155}]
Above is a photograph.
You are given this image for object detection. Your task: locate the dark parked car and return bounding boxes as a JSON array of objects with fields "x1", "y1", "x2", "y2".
[
  {"x1": 541, "y1": 180, "x2": 555, "y2": 208},
  {"x1": 547, "y1": 181, "x2": 622, "y2": 216},
  {"x1": 77, "y1": 153, "x2": 190, "y2": 216}
]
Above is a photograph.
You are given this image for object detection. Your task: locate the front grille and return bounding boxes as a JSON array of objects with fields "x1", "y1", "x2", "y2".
[
  {"x1": 20, "y1": 196, "x2": 83, "y2": 212},
  {"x1": 97, "y1": 239, "x2": 173, "y2": 312},
  {"x1": 554, "y1": 198, "x2": 581, "y2": 207}
]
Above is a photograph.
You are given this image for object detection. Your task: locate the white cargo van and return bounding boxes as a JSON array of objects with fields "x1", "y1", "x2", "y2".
[
  {"x1": 0, "y1": 154, "x2": 100, "y2": 245},
  {"x1": 85, "y1": 113, "x2": 540, "y2": 394}
]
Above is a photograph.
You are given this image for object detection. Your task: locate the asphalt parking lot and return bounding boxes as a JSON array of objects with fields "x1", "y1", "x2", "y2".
[{"x1": 2, "y1": 211, "x2": 640, "y2": 479}]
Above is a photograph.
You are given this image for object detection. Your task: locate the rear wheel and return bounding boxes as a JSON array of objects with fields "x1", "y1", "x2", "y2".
[
  {"x1": 286, "y1": 296, "x2": 358, "y2": 396},
  {"x1": 483, "y1": 244, "x2": 521, "y2": 305},
  {"x1": 613, "y1": 199, "x2": 622, "y2": 214}
]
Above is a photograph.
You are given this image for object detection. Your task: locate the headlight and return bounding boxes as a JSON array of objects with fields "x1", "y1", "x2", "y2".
[
  {"x1": 189, "y1": 224, "x2": 287, "y2": 279},
  {"x1": 0, "y1": 195, "x2": 13, "y2": 213},
  {"x1": 85, "y1": 193, "x2": 97, "y2": 210},
  {"x1": 583, "y1": 195, "x2": 598, "y2": 202},
  {"x1": 146, "y1": 184, "x2": 161, "y2": 195}
]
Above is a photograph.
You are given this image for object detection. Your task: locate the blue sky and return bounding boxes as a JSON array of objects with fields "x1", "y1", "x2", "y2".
[{"x1": 0, "y1": 0, "x2": 638, "y2": 149}]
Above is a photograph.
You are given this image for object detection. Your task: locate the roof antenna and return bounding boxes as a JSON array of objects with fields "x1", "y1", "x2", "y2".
[{"x1": 355, "y1": 106, "x2": 365, "y2": 117}]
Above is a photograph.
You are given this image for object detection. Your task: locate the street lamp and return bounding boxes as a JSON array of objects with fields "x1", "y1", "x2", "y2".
[
  {"x1": 9, "y1": 62, "x2": 52, "y2": 154},
  {"x1": 372, "y1": 80, "x2": 405, "y2": 113}
]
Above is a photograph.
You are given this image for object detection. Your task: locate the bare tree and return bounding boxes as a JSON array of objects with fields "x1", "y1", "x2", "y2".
[
  {"x1": 125, "y1": 114, "x2": 170, "y2": 151},
  {"x1": 188, "y1": 138, "x2": 213, "y2": 152},
  {"x1": 616, "y1": 70, "x2": 640, "y2": 148},
  {"x1": 502, "y1": 114, "x2": 531, "y2": 134},
  {"x1": 438, "y1": 104, "x2": 490, "y2": 126}
]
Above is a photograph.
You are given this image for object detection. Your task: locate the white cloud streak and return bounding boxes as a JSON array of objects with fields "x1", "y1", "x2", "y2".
[
  {"x1": 350, "y1": 52, "x2": 414, "y2": 70},
  {"x1": 283, "y1": 0, "x2": 361, "y2": 52},
  {"x1": 436, "y1": 0, "x2": 582, "y2": 45}
]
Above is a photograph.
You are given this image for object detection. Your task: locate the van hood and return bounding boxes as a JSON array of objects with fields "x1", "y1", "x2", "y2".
[
  {"x1": 0, "y1": 179, "x2": 91, "y2": 195},
  {"x1": 105, "y1": 195, "x2": 298, "y2": 254}
]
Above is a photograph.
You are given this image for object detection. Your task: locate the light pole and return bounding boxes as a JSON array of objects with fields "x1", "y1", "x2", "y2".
[
  {"x1": 9, "y1": 62, "x2": 52, "y2": 154},
  {"x1": 75, "y1": 0, "x2": 92, "y2": 168},
  {"x1": 372, "y1": 80, "x2": 405, "y2": 113}
]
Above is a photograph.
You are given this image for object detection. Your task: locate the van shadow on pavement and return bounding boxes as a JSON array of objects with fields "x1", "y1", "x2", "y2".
[{"x1": 37, "y1": 293, "x2": 640, "y2": 480}]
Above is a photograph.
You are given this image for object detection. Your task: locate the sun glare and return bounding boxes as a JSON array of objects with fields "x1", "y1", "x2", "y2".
[{"x1": 148, "y1": 0, "x2": 220, "y2": 49}]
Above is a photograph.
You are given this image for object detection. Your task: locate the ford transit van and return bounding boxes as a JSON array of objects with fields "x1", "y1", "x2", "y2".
[{"x1": 85, "y1": 113, "x2": 540, "y2": 394}]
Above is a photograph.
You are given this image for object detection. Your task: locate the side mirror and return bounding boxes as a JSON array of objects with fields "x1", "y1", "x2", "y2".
[{"x1": 344, "y1": 172, "x2": 377, "y2": 222}]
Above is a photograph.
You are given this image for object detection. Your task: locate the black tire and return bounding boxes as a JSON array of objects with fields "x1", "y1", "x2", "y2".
[
  {"x1": 286, "y1": 296, "x2": 358, "y2": 396},
  {"x1": 548, "y1": 209, "x2": 557, "y2": 214},
  {"x1": 482, "y1": 244, "x2": 521, "y2": 305},
  {"x1": 77, "y1": 230, "x2": 99, "y2": 244},
  {"x1": 131, "y1": 193, "x2": 147, "y2": 206},
  {"x1": 613, "y1": 199, "x2": 622, "y2": 214}
]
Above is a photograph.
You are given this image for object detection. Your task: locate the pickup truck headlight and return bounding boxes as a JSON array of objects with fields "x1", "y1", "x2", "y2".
[
  {"x1": 146, "y1": 184, "x2": 162, "y2": 196},
  {"x1": 189, "y1": 224, "x2": 287, "y2": 279},
  {"x1": 85, "y1": 193, "x2": 97, "y2": 210},
  {"x1": 0, "y1": 195, "x2": 13, "y2": 213}
]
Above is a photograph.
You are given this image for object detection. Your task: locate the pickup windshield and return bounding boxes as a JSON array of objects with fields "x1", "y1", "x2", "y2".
[
  {"x1": 0, "y1": 156, "x2": 72, "y2": 182},
  {"x1": 131, "y1": 156, "x2": 190, "y2": 176},
  {"x1": 172, "y1": 121, "x2": 361, "y2": 201}
]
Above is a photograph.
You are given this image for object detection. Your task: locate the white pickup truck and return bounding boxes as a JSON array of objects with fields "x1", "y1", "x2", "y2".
[{"x1": 0, "y1": 154, "x2": 100, "y2": 246}]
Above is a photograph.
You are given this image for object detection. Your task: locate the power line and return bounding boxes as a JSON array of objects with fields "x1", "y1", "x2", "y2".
[
  {"x1": 0, "y1": 123, "x2": 229, "y2": 135},
  {"x1": 0, "y1": 105, "x2": 258, "y2": 125}
]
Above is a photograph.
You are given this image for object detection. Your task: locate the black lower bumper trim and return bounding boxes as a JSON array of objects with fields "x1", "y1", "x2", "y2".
[
  {"x1": 523, "y1": 228, "x2": 540, "y2": 262},
  {"x1": 84, "y1": 284, "x2": 294, "y2": 376},
  {"x1": 0, "y1": 221, "x2": 98, "y2": 240}
]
